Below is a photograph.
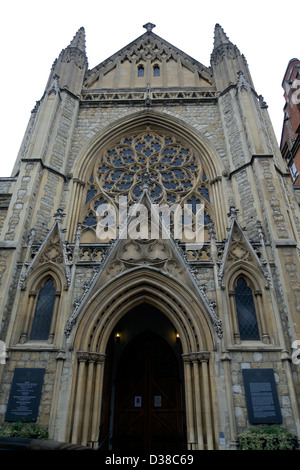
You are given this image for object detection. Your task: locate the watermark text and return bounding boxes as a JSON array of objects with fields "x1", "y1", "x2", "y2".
[
  {"x1": 95, "y1": 197, "x2": 205, "y2": 248},
  {"x1": 291, "y1": 79, "x2": 300, "y2": 105}
]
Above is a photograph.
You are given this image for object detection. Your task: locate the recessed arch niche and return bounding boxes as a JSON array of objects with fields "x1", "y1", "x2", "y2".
[
  {"x1": 67, "y1": 268, "x2": 218, "y2": 449},
  {"x1": 99, "y1": 303, "x2": 186, "y2": 450},
  {"x1": 66, "y1": 110, "x2": 227, "y2": 242}
]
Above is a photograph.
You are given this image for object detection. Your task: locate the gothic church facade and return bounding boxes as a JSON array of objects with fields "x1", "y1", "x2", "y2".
[{"x1": 0, "y1": 23, "x2": 300, "y2": 450}]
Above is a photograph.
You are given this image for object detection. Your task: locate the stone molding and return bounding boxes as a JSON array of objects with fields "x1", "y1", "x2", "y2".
[
  {"x1": 182, "y1": 351, "x2": 210, "y2": 363},
  {"x1": 81, "y1": 88, "x2": 218, "y2": 104},
  {"x1": 77, "y1": 351, "x2": 106, "y2": 363}
]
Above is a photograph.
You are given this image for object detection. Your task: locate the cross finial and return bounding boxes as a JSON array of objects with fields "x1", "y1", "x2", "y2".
[{"x1": 143, "y1": 22, "x2": 156, "y2": 32}]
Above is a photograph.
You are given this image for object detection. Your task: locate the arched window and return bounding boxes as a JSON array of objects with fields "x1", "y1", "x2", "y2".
[
  {"x1": 153, "y1": 65, "x2": 160, "y2": 77},
  {"x1": 80, "y1": 131, "x2": 215, "y2": 243},
  {"x1": 138, "y1": 65, "x2": 144, "y2": 77},
  {"x1": 30, "y1": 278, "x2": 56, "y2": 340},
  {"x1": 234, "y1": 277, "x2": 260, "y2": 341}
]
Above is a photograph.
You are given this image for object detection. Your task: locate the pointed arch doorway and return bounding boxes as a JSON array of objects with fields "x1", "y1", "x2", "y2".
[{"x1": 99, "y1": 304, "x2": 186, "y2": 451}]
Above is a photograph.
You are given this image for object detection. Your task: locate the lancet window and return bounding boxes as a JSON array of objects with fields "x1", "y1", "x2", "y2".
[
  {"x1": 138, "y1": 65, "x2": 144, "y2": 77},
  {"x1": 234, "y1": 277, "x2": 260, "y2": 341},
  {"x1": 17, "y1": 273, "x2": 62, "y2": 345},
  {"x1": 153, "y1": 65, "x2": 160, "y2": 77},
  {"x1": 30, "y1": 278, "x2": 56, "y2": 340}
]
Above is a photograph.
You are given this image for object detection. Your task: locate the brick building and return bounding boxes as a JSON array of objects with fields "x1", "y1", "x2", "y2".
[
  {"x1": 0, "y1": 24, "x2": 299, "y2": 450},
  {"x1": 280, "y1": 58, "x2": 300, "y2": 191}
]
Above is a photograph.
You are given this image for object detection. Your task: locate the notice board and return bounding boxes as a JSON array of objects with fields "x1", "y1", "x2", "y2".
[
  {"x1": 5, "y1": 368, "x2": 45, "y2": 422},
  {"x1": 242, "y1": 368, "x2": 282, "y2": 424}
]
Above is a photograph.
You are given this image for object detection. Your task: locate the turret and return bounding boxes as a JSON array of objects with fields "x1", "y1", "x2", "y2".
[
  {"x1": 211, "y1": 23, "x2": 283, "y2": 160},
  {"x1": 210, "y1": 24, "x2": 253, "y2": 92},
  {"x1": 11, "y1": 28, "x2": 88, "y2": 177},
  {"x1": 46, "y1": 27, "x2": 87, "y2": 97}
]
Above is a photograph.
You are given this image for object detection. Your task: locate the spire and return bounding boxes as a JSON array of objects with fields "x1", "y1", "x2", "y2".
[
  {"x1": 213, "y1": 24, "x2": 237, "y2": 50},
  {"x1": 45, "y1": 26, "x2": 88, "y2": 96},
  {"x1": 68, "y1": 26, "x2": 86, "y2": 54},
  {"x1": 211, "y1": 23, "x2": 253, "y2": 90},
  {"x1": 210, "y1": 23, "x2": 240, "y2": 67}
]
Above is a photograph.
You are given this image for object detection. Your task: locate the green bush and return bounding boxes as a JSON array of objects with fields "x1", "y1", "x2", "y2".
[
  {"x1": 0, "y1": 421, "x2": 49, "y2": 440},
  {"x1": 237, "y1": 425, "x2": 298, "y2": 450}
]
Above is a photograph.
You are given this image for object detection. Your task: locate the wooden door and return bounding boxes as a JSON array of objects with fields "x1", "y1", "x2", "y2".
[{"x1": 112, "y1": 331, "x2": 185, "y2": 451}]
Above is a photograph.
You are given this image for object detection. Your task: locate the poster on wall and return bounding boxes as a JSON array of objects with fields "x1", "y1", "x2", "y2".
[
  {"x1": 242, "y1": 368, "x2": 282, "y2": 424},
  {"x1": 5, "y1": 368, "x2": 45, "y2": 422},
  {"x1": 134, "y1": 396, "x2": 142, "y2": 407},
  {"x1": 154, "y1": 395, "x2": 162, "y2": 407}
]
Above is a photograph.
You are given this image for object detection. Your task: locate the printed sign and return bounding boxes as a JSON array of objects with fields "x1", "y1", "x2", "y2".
[
  {"x1": 5, "y1": 368, "x2": 45, "y2": 422},
  {"x1": 242, "y1": 369, "x2": 282, "y2": 424},
  {"x1": 134, "y1": 396, "x2": 142, "y2": 407},
  {"x1": 154, "y1": 395, "x2": 162, "y2": 407}
]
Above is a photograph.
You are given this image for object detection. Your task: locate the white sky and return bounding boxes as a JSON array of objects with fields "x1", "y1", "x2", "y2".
[{"x1": 1, "y1": 0, "x2": 298, "y2": 177}]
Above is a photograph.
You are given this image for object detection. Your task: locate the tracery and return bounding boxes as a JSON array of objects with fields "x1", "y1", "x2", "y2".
[{"x1": 81, "y1": 130, "x2": 213, "y2": 233}]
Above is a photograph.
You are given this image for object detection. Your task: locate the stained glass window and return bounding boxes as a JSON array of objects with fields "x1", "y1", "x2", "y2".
[
  {"x1": 82, "y1": 131, "x2": 213, "y2": 230},
  {"x1": 30, "y1": 279, "x2": 56, "y2": 340},
  {"x1": 85, "y1": 186, "x2": 97, "y2": 204},
  {"x1": 96, "y1": 133, "x2": 199, "y2": 203},
  {"x1": 235, "y1": 278, "x2": 260, "y2": 341},
  {"x1": 83, "y1": 212, "x2": 97, "y2": 226}
]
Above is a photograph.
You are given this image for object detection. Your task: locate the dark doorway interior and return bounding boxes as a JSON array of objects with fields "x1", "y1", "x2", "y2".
[{"x1": 99, "y1": 304, "x2": 186, "y2": 451}]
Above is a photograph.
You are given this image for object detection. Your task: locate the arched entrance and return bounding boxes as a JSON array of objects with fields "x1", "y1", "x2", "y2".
[
  {"x1": 99, "y1": 304, "x2": 186, "y2": 451},
  {"x1": 113, "y1": 331, "x2": 184, "y2": 450},
  {"x1": 68, "y1": 268, "x2": 218, "y2": 449}
]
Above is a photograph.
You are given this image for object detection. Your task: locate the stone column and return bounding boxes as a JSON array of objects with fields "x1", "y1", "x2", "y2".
[
  {"x1": 182, "y1": 352, "x2": 211, "y2": 450},
  {"x1": 81, "y1": 354, "x2": 97, "y2": 445},
  {"x1": 48, "y1": 291, "x2": 61, "y2": 344},
  {"x1": 67, "y1": 178, "x2": 85, "y2": 242},
  {"x1": 192, "y1": 356, "x2": 204, "y2": 450},
  {"x1": 19, "y1": 291, "x2": 36, "y2": 343},
  {"x1": 90, "y1": 354, "x2": 106, "y2": 446},
  {"x1": 201, "y1": 355, "x2": 214, "y2": 449},
  {"x1": 71, "y1": 351, "x2": 106, "y2": 446},
  {"x1": 254, "y1": 290, "x2": 270, "y2": 344},
  {"x1": 228, "y1": 290, "x2": 240, "y2": 344},
  {"x1": 221, "y1": 353, "x2": 237, "y2": 448},
  {"x1": 182, "y1": 356, "x2": 196, "y2": 449},
  {"x1": 48, "y1": 350, "x2": 66, "y2": 438},
  {"x1": 71, "y1": 352, "x2": 88, "y2": 443},
  {"x1": 210, "y1": 177, "x2": 226, "y2": 240}
]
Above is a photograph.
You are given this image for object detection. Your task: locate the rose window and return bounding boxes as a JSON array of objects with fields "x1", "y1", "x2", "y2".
[{"x1": 82, "y1": 131, "x2": 213, "y2": 229}]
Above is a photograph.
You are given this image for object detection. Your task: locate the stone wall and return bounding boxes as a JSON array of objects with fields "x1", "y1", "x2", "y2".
[
  {"x1": 67, "y1": 103, "x2": 227, "y2": 172},
  {"x1": 49, "y1": 96, "x2": 77, "y2": 173},
  {"x1": 0, "y1": 350, "x2": 57, "y2": 427},
  {"x1": 0, "y1": 178, "x2": 16, "y2": 238},
  {"x1": 34, "y1": 171, "x2": 63, "y2": 242},
  {"x1": 231, "y1": 351, "x2": 297, "y2": 435}
]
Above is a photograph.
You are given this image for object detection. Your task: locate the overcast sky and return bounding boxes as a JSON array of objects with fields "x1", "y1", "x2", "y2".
[{"x1": 1, "y1": 0, "x2": 298, "y2": 177}]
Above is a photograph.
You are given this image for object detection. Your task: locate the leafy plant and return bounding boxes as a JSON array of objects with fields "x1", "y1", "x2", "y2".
[
  {"x1": 237, "y1": 425, "x2": 298, "y2": 450},
  {"x1": 0, "y1": 421, "x2": 49, "y2": 440}
]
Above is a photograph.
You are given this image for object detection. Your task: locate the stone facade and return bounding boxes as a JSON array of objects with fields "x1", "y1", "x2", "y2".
[{"x1": 0, "y1": 23, "x2": 299, "y2": 450}]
